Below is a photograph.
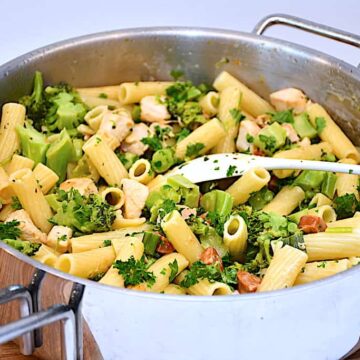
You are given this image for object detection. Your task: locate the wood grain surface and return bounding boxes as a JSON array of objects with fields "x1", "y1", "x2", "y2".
[{"x1": 0, "y1": 248, "x2": 103, "y2": 360}]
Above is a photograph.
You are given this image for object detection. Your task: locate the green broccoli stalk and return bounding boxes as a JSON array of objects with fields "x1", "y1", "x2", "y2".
[
  {"x1": 46, "y1": 129, "x2": 76, "y2": 182},
  {"x1": 3, "y1": 239, "x2": 40, "y2": 256},
  {"x1": 49, "y1": 189, "x2": 116, "y2": 235},
  {"x1": 16, "y1": 124, "x2": 50, "y2": 164}
]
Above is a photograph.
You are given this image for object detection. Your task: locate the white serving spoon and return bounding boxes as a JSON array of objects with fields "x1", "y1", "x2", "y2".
[{"x1": 170, "y1": 153, "x2": 360, "y2": 183}]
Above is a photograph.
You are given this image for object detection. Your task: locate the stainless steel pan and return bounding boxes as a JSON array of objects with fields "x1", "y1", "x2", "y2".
[{"x1": 1, "y1": 14, "x2": 360, "y2": 360}]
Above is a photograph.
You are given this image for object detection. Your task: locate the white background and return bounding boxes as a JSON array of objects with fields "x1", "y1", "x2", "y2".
[{"x1": 0, "y1": 0, "x2": 360, "y2": 67}]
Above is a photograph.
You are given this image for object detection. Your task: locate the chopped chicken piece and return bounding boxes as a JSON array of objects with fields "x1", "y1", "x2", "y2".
[
  {"x1": 121, "y1": 179, "x2": 149, "y2": 219},
  {"x1": 46, "y1": 225, "x2": 73, "y2": 253},
  {"x1": 236, "y1": 120, "x2": 261, "y2": 152},
  {"x1": 121, "y1": 123, "x2": 150, "y2": 156},
  {"x1": 282, "y1": 123, "x2": 299, "y2": 143},
  {"x1": 6, "y1": 210, "x2": 46, "y2": 243},
  {"x1": 60, "y1": 178, "x2": 98, "y2": 196},
  {"x1": 270, "y1": 88, "x2": 307, "y2": 114},
  {"x1": 299, "y1": 137, "x2": 311, "y2": 147},
  {"x1": 140, "y1": 96, "x2": 171, "y2": 123},
  {"x1": 98, "y1": 111, "x2": 134, "y2": 146}
]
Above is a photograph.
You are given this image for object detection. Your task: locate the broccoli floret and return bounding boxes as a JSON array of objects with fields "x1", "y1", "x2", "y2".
[
  {"x1": 19, "y1": 71, "x2": 47, "y2": 125},
  {"x1": 49, "y1": 189, "x2": 116, "y2": 235},
  {"x1": 16, "y1": 123, "x2": 49, "y2": 164},
  {"x1": 19, "y1": 71, "x2": 87, "y2": 133},
  {"x1": 239, "y1": 209, "x2": 304, "y2": 273},
  {"x1": 3, "y1": 239, "x2": 40, "y2": 256}
]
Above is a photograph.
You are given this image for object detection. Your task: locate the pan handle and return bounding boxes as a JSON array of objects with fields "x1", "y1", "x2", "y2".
[
  {"x1": 253, "y1": 14, "x2": 360, "y2": 49},
  {"x1": 0, "y1": 281, "x2": 85, "y2": 360}
]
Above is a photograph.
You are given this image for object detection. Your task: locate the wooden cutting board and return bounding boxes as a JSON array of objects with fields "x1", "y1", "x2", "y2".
[{"x1": 0, "y1": 248, "x2": 103, "y2": 360}]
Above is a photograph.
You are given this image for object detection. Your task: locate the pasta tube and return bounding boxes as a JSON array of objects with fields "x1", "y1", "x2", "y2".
[
  {"x1": 213, "y1": 86, "x2": 241, "y2": 153},
  {"x1": 0, "y1": 166, "x2": 15, "y2": 204},
  {"x1": 335, "y1": 158, "x2": 359, "y2": 200},
  {"x1": 83, "y1": 135, "x2": 128, "y2": 186},
  {"x1": 263, "y1": 186, "x2": 305, "y2": 216},
  {"x1": 77, "y1": 85, "x2": 120, "y2": 100},
  {"x1": 118, "y1": 81, "x2": 174, "y2": 104},
  {"x1": 306, "y1": 102, "x2": 359, "y2": 162},
  {"x1": 213, "y1": 71, "x2": 274, "y2": 116},
  {"x1": 100, "y1": 187, "x2": 125, "y2": 210},
  {"x1": 33, "y1": 163, "x2": 59, "y2": 194},
  {"x1": 9, "y1": 169, "x2": 53, "y2": 233},
  {"x1": 5, "y1": 155, "x2": 34, "y2": 175},
  {"x1": 84, "y1": 105, "x2": 109, "y2": 131},
  {"x1": 327, "y1": 212, "x2": 360, "y2": 228},
  {"x1": 226, "y1": 168, "x2": 271, "y2": 206},
  {"x1": 305, "y1": 233, "x2": 360, "y2": 261},
  {"x1": 163, "y1": 284, "x2": 187, "y2": 295},
  {"x1": 175, "y1": 118, "x2": 226, "y2": 160},
  {"x1": 273, "y1": 142, "x2": 333, "y2": 178},
  {"x1": 129, "y1": 159, "x2": 155, "y2": 185},
  {"x1": 258, "y1": 245, "x2": 308, "y2": 292},
  {"x1": 0, "y1": 103, "x2": 26, "y2": 163},
  {"x1": 309, "y1": 193, "x2": 332, "y2": 207},
  {"x1": 175, "y1": 272, "x2": 232, "y2": 296},
  {"x1": 143, "y1": 253, "x2": 189, "y2": 293},
  {"x1": 161, "y1": 210, "x2": 203, "y2": 263},
  {"x1": 294, "y1": 259, "x2": 351, "y2": 285},
  {"x1": 71, "y1": 225, "x2": 150, "y2": 252},
  {"x1": 100, "y1": 237, "x2": 144, "y2": 287},
  {"x1": 32, "y1": 244, "x2": 59, "y2": 267},
  {"x1": 55, "y1": 246, "x2": 116, "y2": 278},
  {"x1": 223, "y1": 214, "x2": 247, "y2": 259},
  {"x1": 199, "y1": 91, "x2": 219, "y2": 117},
  {"x1": 289, "y1": 205, "x2": 337, "y2": 224}
]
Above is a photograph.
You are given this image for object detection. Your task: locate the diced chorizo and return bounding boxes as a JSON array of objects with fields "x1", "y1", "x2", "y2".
[
  {"x1": 237, "y1": 271, "x2": 261, "y2": 293},
  {"x1": 200, "y1": 247, "x2": 223, "y2": 270},
  {"x1": 157, "y1": 238, "x2": 175, "y2": 254},
  {"x1": 299, "y1": 215, "x2": 327, "y2": 233}
]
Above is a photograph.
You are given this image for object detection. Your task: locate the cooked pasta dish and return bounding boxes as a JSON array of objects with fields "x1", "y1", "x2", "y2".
[{"x1": 0, "y1": 70, "x2": 359, "y2": 295}]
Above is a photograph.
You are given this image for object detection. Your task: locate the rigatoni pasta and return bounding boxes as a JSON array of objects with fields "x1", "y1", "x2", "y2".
[{"x1": 2, "y1": 69, "x2": 360, "y2": 297}]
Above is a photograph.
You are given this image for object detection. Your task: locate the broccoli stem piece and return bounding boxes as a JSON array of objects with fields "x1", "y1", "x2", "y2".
[
  {"x1": 321, "y1": 172, "x2": 337, "y2": 199},
  {"x1": 3, "y1": 238, "x2": 40, "y2": 256},
  {"x1": 16, "y1": 124, "x2": 49, "y2": 164},
  {"x1": 293, "y1": 113, "x2": 317, "y2": 139},
  {"x1": 200, "y1": 190, "x2": 233, "y2": 218},
  {"x1": 293, "y1": 170, "x2": 325, "y2": 191},
  {"x1": 32, "y1": 71, "x2": 44, "y2": 105},
  {"x1": 46, "y1": 129, "x2": 75, "y2": 182},
  {"x1": 151, "y1": 148, "x2": 176, "y2": 173},
  {"x1": 143, "y1": 232, "x2": 161, "y2": 256}
]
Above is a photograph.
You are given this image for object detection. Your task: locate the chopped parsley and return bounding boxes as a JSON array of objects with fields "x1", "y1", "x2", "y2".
[
  {"x1": 113, "y1": 255, "x2": 156, "y2": 287},
  {"x1": 176, "y1": 128, "x2": 190, "y2": 142},
  {"x1": 11, "y1": 196, "x2": 22, "y2": 210},
  {"x1": 89, "y1": 272, "x2": 105, "y2": 281},
  {"x1": 317, "y1": 262, "x2": 326, "y2": 268},
  {"x1": 226, "y1": 165, "x2": 237, "y2": 177},
  {"x1": 58, "y1": 234, "x2": 68, "y2": 242},
  {"x1": 246, "y1": 134, "x2": 254, "y2": 143},
  {"x1": 170, "y1": 69, "x2": 184, "y2": 81},
  {"x1": 229, "y1": 108, "x2": 244, "y2": 124},
  {"x1": 333, "y1": 193, "x2": 360, "y2": 219},
  {"x1": 185, "y1": 143, "x2": 205, "y2": 158},
  {"x1": 168, "y1": 259, "x2": 178, "y2": 282},
  {"x1": 0, "y1": 220, "x2": 21, "y2": 240},
  {"x1": 258, "y1": 134, "x2": 277, "y2": 152},
  {"x1": 141, "y1": 136, "x2": 163, "y2": 151},
  {"x1": 98, "y1": 93, "x2": 108, "y2": 99},
  {"x1": 315, "y1": 117, "x2": 326, "y2": 133},
  {"x1": 271, "y1": 110, "x2": 294, "y2": 124},
  {"x1": 103, "y1": 239, "x2": 112, "y2": 247},
  {"x1": 215, "y1": 57, "x2": 230, "y2": 67}
]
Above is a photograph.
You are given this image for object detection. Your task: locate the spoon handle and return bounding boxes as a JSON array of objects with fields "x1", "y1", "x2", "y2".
[{"x1": 171, "y1": 153, "x2": 360, "y2": 183}]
